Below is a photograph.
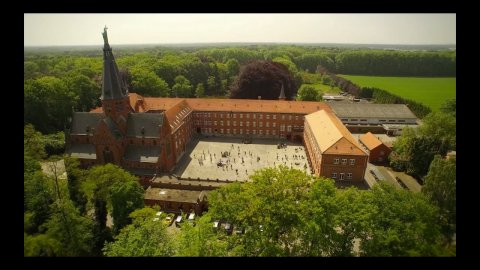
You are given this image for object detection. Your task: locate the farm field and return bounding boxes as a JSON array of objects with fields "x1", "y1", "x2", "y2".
[{"x1": 339, "y1": 75, "x2": 456, "y2": 111}]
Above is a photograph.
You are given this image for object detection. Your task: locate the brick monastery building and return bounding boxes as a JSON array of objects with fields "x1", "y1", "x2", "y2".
[{"x1": 67, "y1": 28, "x2": 368, "y2": 188}]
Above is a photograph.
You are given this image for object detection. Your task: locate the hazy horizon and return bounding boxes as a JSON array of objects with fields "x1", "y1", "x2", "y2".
[{"x1": 24, "y1": 14, "x2": 456, "y2": 46}]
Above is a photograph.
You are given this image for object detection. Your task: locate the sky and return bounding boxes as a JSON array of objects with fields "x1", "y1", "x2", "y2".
[{"x1": 24, "y1": 14, "x2": 456, "y2": 46}]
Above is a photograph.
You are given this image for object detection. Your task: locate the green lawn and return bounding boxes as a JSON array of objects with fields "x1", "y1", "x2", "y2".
[{"x1": 338, "y1": 75, "x2": 456, "y2": 111}]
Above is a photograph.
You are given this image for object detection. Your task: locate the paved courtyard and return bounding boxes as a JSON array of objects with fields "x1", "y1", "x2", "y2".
[{"x1": 175, "y1": 136, "x2": 311, "y2": 182}]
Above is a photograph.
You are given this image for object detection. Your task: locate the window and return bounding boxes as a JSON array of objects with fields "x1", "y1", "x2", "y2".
[
  {"x1": 246, "y1": 121, "x2": 250, "y2": 127},
  {"x1": 282, "y1": 115, "x2": 285, "y2": 120},
  {"x1": 398, "y1": 120, "x2": 405, "y2": 123},
  {"x1": 253, "y1": 122, "x2": 256, "y2": 127},
  {"x1": 220, "y1": 121, "x2": 223, "y2": 126},
  {"x1": 349, "y1": 159, "x2": 355, "y2": 165},
  {"x1": 253, "y1": 114, "x2": 256, "y2": 119},
  {"x1": 273, "y1": 115, "x2": 276, "y2": 120},
  {"x1": 379, "y1": 120, "x2": 386, "y2": 122},
  {"x1": 246, "y1": 114, "x2": 250, "y2": 119},
  {"x1": 342, "y1": 159, "x2": 347, "y2": 165},
  {"x1": 220, "y1": 129, "x2": 224, "y2": 134},
  {"x1": 233, "y1": 114, "x2": 236, "y2": 119},
  {"x1": 233, "y1": 129, "x2": 237, "y2": 134},
  {"x1": 266, "y1": 115, "x2": 270, "y2": 119},
  {"x1": 272, "y1": 130, "x2": 276, "y2": 135},
  {"x1": 220, "y1": 113, "x2": 223, "y2": 118},
  {"x1": 266, "y1": 130, "x2": 269, "y2": 135},
  {"x1": 388, "y1": 120, "x2": 396, "y2": 122},
  {"x1": 266, "y1": 122, "x2": 269, "y2": 127},
  {"x1": 227, "y1": 120, "x2": 230, "y2": 126},
  {"x1": 260, "y1": 114, "x2": 263, "y2": 119},
  {"x1": 351, "y1": 119, "x2": 358, "y2": 121},
  {"x1": 295, "y1": 116, "x2": 298, "y2": 121},
  {"x1": 287, "y1": 125, "x2": 292, "y2": 132},
  {"x1": 214, "y1": 113, "x2": 217, "y2": 118},
  {"x1": 273, "y1": 123, "x2": 276, "y2": 128},
  {"x1": 334, "y1": 158, "x2": 339, "y2": 164},
  {"x1": 341, "y1": 119, "x2": 348, "y2": 122},
  {"x1": 259, "y1": 130, "x2": 262, "y2": 135},
  {"x1": 259, "y1": 122, "x2": 263, "y2": 128},
  {"x1": 347, "y1": 173, "x2": 352, "y2": 179},
  {"x1": 332, "y1": 173, "x2": 337, "y2": 179},
  {"x1": 214, "y1": 121, "x2": 217, "y2": 126},
  {"x1": 280, "y1": 125, "x2": 285, "y2": 131},
  {"x1": 289, "y1": 115, "x2": 292, "y2": 120},
  {"x1": 340, "y1": 173, "x2": 345, "y2": 180},
  {"x1": 153, "y1": 140, "x2": 157, "y2": 146},
  {"x1": 240, "y1": 114, "x2": 243, "y2": 119},
  {"x1": 233, "y1": 121, "x2": 237, "y2": 127},
  {"x1": 240, "y1": 121, "x2": 243, "y2": 127},
  {"x1": 252, "y1": 130, "x2": 256, "y2": 135}
]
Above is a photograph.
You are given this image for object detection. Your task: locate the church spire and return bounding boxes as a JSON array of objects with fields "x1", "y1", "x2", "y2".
[
  {"x1": 278, "y1": 81, "x2": 286, "y2": 100},
  {"x1": 100, "y1": 26, "x2": 128, "y2": 100}
]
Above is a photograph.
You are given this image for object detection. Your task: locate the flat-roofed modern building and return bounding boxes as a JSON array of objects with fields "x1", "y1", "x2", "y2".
[
  {"x1": 329, "y1": 103, "x2": 418, "y2": 125},
  {"x1": 304, "y1": 110, "x2": 368, "y2": 181}
]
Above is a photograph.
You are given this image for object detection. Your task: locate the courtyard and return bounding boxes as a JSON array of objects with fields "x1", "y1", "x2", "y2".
[{"x1": 174, "y1": 136, "x2": 311, "y2": 182}]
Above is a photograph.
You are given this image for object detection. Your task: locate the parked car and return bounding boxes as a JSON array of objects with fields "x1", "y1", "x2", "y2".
[
  {"x1": 213, "y1": 220, "x2": 221, "y2": 230},
  {"x1": 163, "y1": 213, "x2": 175, "y2": 227},
  {"x1": 224, "y1": 222, "x2": 233, "y2": 235},
  {"x1": 234, "y1": 226, "x2": 245, "y2": 235},
  {"x1": 175, "y1": 215, "x2": 183, "y2": 227},
  {"x1": 187, "y1": 212, "x2": 196, "y2": 226}
]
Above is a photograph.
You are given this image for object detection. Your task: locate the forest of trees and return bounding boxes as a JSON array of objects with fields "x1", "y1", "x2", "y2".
[
  {"x1": 24, "y1": 45, "x2": 455, "y2": 135},
  {"x1": 24, "y1": 44, "x2": 456, "y2": 256},
  {"x1": 24, "y1": 160, "x2": 456, "y2": 256}
]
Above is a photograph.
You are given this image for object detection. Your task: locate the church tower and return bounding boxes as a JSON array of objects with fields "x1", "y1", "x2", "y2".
[{"x1": 100, "y1": 26, "x2": 131, "y2": 132}]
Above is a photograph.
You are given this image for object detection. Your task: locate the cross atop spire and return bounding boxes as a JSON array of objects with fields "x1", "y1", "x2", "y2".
[
  {"x1": 102, "y1": 25, "x2": 109, "y2": 48},
  {"x1": 100, "y1": 27, "x2": 127, "y2": 101}
]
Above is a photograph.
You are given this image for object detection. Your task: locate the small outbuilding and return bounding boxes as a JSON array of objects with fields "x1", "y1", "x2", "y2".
[{"x1": 359, "y1": 132, "x2": 392, "y2": 164}]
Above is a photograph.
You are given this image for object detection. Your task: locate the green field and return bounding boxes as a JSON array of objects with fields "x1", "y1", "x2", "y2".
[{"x1": 339, "y1": 75, "x2": 456, "y2": 111}]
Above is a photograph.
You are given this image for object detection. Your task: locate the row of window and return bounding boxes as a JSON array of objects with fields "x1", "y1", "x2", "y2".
[
  {"x1": 331, "y1": 172, "x2": 353, "y2": 180},
  {"x1": 195, "y1": 121, "x2": 303, "y2": 131},
  {"x1": 333, "y1": 158, "x2": 356, "y2": 165},
  {"x1": 201, "y1": 128, "x2": 280, "y2": 135},
  {"x1": 194, "y1": 112, "x2": 304, "y2": 121},
  {"x1": 341, "y1": 118, "x2": 407, "y2": 123}
]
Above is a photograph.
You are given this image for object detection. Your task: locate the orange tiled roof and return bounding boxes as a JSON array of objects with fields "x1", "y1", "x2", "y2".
[
  {"x1": 305, "y1": 110, "x2": 367, "y2": 156},
  {"x1": 359, "y1": 132, "x2": 383, "y2": 150},
  {"x1": 184, "y1": 98, "x2": 331, "y2": 114},
  {"x1": 164, "y1": 100, "x2": 192, "y2": 132}
]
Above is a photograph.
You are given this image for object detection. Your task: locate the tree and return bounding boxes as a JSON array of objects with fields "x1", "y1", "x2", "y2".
[
  {"x1": 356, "y1": 182, "x2": 447, "y2": 256},
  {"x1": 171, "y1": 75, "x2": 193, "y2": 97},
  {"x1": 64, "y1": 157, "x2": 88, "y2": 214},
  {"x1": 297, "y1": 85, "x2": 320, "y2": 101},
  {"x1": 103, "y1": 207, "x2": 175, "y2": 256},
  {"x1": 440, "y1": 99, "x2": 456, "y2": 117},
  {"x1": 24, "y1": 233, "x2": 60, "y2": 257},
  {"x1": 42, "y1": 131, "x2": 65, "y2": 157},
  {"x1": 230, "y1": 61, "x2": 297, "y2": 100},
  {"x1": 195, "y1": 83, "x2": 205, "y2": 98},
  {"x1": 43, "y1": 199, "x2": 95, "y2": 256},
  {"x1": 423, "y1": 155, "x2": 456, "y2": 239},
  {"x1": 24, "y1": 172, "x2": 54, "y2": 233},
  {"x1": 225, "y1": 58, "x2": 240, "y2": 77},
  {"x1": 64, "y1": 73, "x2": 101, "y2": 112},
  {"x1": 24, "y1": 124, "x2": 46, "y2": 160},
  {"x1": 109, "y1": 181, "x2": 145, "y2": 234},
  {"x1": 24, "y1": 76, "x2": 78, "y2": 134},
  {"x1": 418, "y1": 111, "x2": 456, "y2": 150},
  {"x1": 130, "y1": 67, "x2": 170, "y2": 97}
]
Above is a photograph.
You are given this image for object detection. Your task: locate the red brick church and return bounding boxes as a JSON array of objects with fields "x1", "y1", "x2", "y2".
[{"x1": 67, "y1": 28, "x2": 368, "y2": 184}]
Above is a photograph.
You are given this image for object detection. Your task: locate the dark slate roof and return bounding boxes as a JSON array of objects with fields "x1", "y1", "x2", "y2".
[
  {"x1": 67, "y1": 144, "x2": 97, "y2": 159},
  {"x1": 70, "y1": 112, "x2": 104, "y2": 135},
  {"x1": 329, "y1": 103, "x2": 417, "y2": 119},
  {"x1": 124, "y1": 145, "x2": 161, "y2": 163},
  {"x1": 103, "y1": 117, "x2": 123, "y2": 139},
  {"x1": 127, "y1": 113, "x2": 164, "y2": 138},
  {"x1": 125, "y1": 167, "x2": 157, "y2": 176},
  {"x1": 100, "y1": 28, "x2": 128, "y2": 100}
]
